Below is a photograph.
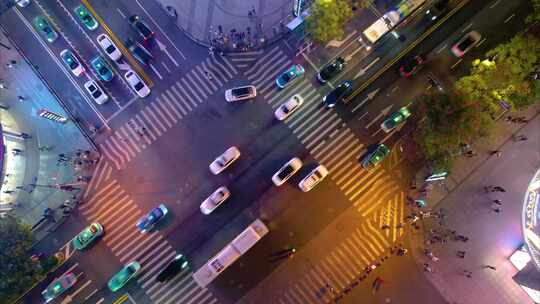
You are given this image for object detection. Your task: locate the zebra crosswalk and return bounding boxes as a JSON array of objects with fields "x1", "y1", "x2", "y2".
[
  {"x1": 245, "y1": 46, "x2": 405, "y2": 217},
  {"x1": 274, "y1": 218, "x2": 396, "y2": 303},
  {"x1": 78, "y1": 178, "x2": 218, "y2": 304},
  {"x1": 101, "y1": 55, "x2": 238, "y2": 170}
]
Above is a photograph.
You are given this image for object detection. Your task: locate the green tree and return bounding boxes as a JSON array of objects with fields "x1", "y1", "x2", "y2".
[
  {"x1": 0, "y1": 217, "x2": 41, "y2": 304},
  {"x1": 306, "y1": 0, "x2": 353, "y2": 43},
  {"x1": 414, "y1": 92, "x2": 494, "y2": 172},
  {"x1": 455, "y1": 34, "x2": 540, "y2": 110},
  {"x1": 526, "y1": 0, "x2": 540, "y2": 23}
]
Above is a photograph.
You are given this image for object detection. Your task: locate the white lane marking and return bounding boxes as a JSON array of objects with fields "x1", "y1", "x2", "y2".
[
  {"x1": 161, "y1": 61, "x2": 171, "y2": 73},
  {"x1": 156, "y1": 39, "x2": 180, "y2": 67},
  {"x1": 450, "y1": 59, "x2": 462, "y2": 70},
  {"x1": 490, "y1": 0, "x2": 501, "y2": 8},
  {"x1": 354, "y1": 57, "x2": 380, "y2": 78},
  {"x1": 436, "y1": 43, "x2": 447, "y2": 54},
  {"x1": 116, "y1": 7, "x2": 126, "y2": 18},
  {"x1": 106, "y1": 96, "x2": 139, "y2": 122},
  {"x1": 461, "y1": 23, "x2": 473, "y2": 33},
  {"x1": 134, "y1": 0, "x2": 186, "y2": 59},
  {"x1": 84, "y1": 289, "x2": 98, "y2": 300},
  {"x1": 60, "y1": 263, "x2": 79, "y2": 278},
  {"x1": 476, "y1": 38, "x2": 486, "y2": 47},
  {"x1": 149, "y1": 63, "x2": 163, "y2": 80},
  {"x1": 70, "y1": 279, "x2": 92, "y2": 298},
  {"x1": 504, "y1": 14, "x2": 515, "y2": 23}
]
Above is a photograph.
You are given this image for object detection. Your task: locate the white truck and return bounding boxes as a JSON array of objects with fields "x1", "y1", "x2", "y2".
[
  {"x1": 192, "y1": 219, "x2": 269, "y2": 288},
  {"x1": 362, "y1": 10, "x2": 401, "y2": 44}
]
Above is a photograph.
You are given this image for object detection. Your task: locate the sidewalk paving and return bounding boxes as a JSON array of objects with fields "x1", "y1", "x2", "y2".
[
  {"x1": 408, "y1": 102, "x2": 540, "y2": 304},
  {"x1": 0, "y1": 29, "x2": 94, "y2": 242},
  {"x1": 155, "y1": 0, "x2": 294, "y2": 51}
]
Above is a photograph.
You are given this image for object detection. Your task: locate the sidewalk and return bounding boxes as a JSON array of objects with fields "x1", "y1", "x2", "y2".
[
  {"x1": 155, "y1": 0, "x2": 294, "y2": 52},
  {"x1": 408, "y1": 102, "x2": 540, "y2": 304},
  {"x1": 0, "y1": 30, "x2": 94, "y2": 241}
]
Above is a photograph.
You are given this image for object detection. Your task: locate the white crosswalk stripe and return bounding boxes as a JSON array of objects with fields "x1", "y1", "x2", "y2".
[
  {"x1": 101, "y1": 55, "x2": 238, "y2": 170},
  {"x1": 81, "y1": 180, "x2": 218, "y2": 304}
]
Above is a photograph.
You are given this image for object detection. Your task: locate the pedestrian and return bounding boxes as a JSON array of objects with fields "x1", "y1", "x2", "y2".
[
  {"x1": 17, "y1": 96, "x2": 25, "y2": 102},
  {"x1": 493, "y1": 186, "x2": 506, "y2": 192},
  {"x1": 482, "y1": 265, "x2": 497, "y2": 270},
  {"x1": 484, "y1": 185, "x2": 493, "y2": 192},
  {"x1": 38, "y1": 146, "x2": 52, "y2": 152},
  {"x1": 3, "y1": 190, "x2": 14, "y2": 194},
  {"x1": 12, "y1": 148, "x2": 22, "y2": 155},
  {"x1": 490, "y1": 150, "x2": 502, "y2": 157},
  {"x1": 463, "y1": 270, "x2": 472, "y2": 278},
  {"x1": 203, "y1": 70, "x2": 213, "y2": 80},
  {"x1": 381, "y1": 224, "x2": 390, "y2": 230},
  {"x1": 465, "y1": 150, "x2": 477, "y2": 157},
  {"x1": 493, "y1": 207, "x2": 502, "y2": 213},
  {"x1": 457, "y1": 251, "x2": 466, "y2": 258},
  {"x1": 492, "y1": 199, "x2": 503, "y2": 206},
  {"x1": 513, "y1": 135, "x2": 528, "y2": 142},
  {"x1": 20, "y1": 132, "x2": 31, "y2": 139},
  {"x1": 423, "y1": 263, "x2": 432, "y2": 272}
]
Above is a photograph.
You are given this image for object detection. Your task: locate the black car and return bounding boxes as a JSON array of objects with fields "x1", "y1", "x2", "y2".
[
  {"x1": 317, "y1": 57, "x2": 345, "y2": 83},
  {"x1": 323, "y1": 80, "x2": 352, "y2": 108},
  {"x1": 125, "y1": 38, "x2": 153, "y2": 66},
  {"x1": 399, "y1": 55, "x2": 424, "y2": 77},
  {"x1": 424, "y1": 0, "x2": 449, "y2": 22},
  {"x1": 128, "y1": 15, "x2": 155, "y2": 42},
  {"x1": 156, "y1": 254, "x2": 189, "y2": 283}
]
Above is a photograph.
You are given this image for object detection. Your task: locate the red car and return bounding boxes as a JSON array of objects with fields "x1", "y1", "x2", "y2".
[{"x1": 399, "y1": 55, "x2": 424, "y2": 77}]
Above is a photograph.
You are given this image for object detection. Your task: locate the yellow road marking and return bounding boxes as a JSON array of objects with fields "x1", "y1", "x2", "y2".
[
  {"x1": 112, "y1": 294, "x2": 129, "y2": 304},
  {"x1": 81, "y1": 0, "x2": 153, "y2": 87},
  {"x1": 346, "y1": 0, "x2": 471, "y2": 102}
]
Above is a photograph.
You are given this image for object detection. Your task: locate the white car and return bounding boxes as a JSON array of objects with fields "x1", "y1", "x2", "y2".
[
  {"x1": 60, "y1": 49, "x2": 85, "y2": 77},
  {"x1": 298, "y1": 165, "x2": 329, "y2": 192},
  {"x1": 275, "y1": 94, "x2": 303, "y2": 121},
  {"x1": 125, "y1": 70, "x2": 150, "y2": 98},
  {"x1": 16, "y1": 0, "x2": 30, "y2": 7},
  {"x1": 97, "y1": 34, "x2": 122, "y2": 61},
  {"x1": 84, "y1": 80, "x2": 108, "y2": 105},
  {"x1": 225, "y1": 85, "x2": 256, "y2": 102},
  {"x1": 209, "y1": 146, "x2": 241, "y2": 175},
  {"x1": 272, "y1": 157, "x2": 303, "y2": 186},
  {"x1": 200, "y1": 186, "x2": 230, "y2": 215}
]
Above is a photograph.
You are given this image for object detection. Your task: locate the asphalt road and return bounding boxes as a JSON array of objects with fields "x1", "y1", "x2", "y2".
[{"x1": 10, "y1": 0, "x2": 532, "y2": 303}]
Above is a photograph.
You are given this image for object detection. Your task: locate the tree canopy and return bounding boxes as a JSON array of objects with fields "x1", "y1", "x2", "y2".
[
  {"x1": 526, "y1": 0, "x2": 540, "y2": 24},
  {"x1": 0, "y1": 217, "x2": 40, "y2": 304},
  {"x1": 306, "y1": 0, "x2": 353, "y2": 43}
]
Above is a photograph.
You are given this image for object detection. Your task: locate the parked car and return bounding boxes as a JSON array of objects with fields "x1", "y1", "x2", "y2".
[
  {"x1": 136, "y1": 204, "x2": 167, "y2": 233},
  {"x1": 275, "y1": 94, "x2": 303, "y2": 121},
  {"x1": 84, "y1": 80, "x2": 108, "y2": 105},
  {"x1": 225, "y1": 85, "x2": 256, "y2": 102},
  {"x1": 272, "y1": 157, "x2": 303, "y2": 186},
  {"x1": 74, "y1": 5, "x2": 98, "y2": 30},
  {"x1": 361, "y1": 144, "x2": 390, "y2": 170},
  {"x1": 156, "y1": 254, "x2": 189, "y2": 283},
  {"x1": 276, "y1": 64, "x2": 305, "y2": 88},
  {"x1": 209, "y1": 146, "x2": 240, "y2": 175},
  {"x1": 317, "y1": 57, "x2": 345, "y2": 83},
  {"x1": 200, "y1": 186, "x2": 230, "y2": 215},
  {"x1": 108, "y1": 262, "x2": 140, "y2": 292},
  {"x1": 380, "y1": 106, "x2": 412, "y2": 133},
  {"x1": 73, "y1": 222, "x2": 104, "y2": 250},
  {"x1": 399, "y1": 55, "x2": 424, "y2": 77},
  {"x1": 128, "y1": 15, "x2": 155, "y2": 42},
  {"x1": 125, "y1": 70, "x2": 150, "y2": 98},
  {"x1": 298, "y1": 165, "x2": 328, "y2": 192},
  {"x1": 323, "y1": 80, "x2": 353, "y2": 108},
  {"x1": 42, "y1": 273, "x2": 77, "y2": 303},
  {"x1": 125, "y1": 38, "x2": 153, "y2": 65},
  {"x1": 90, "y1": 56, "x2": 114, "y2": 82},
  {"x1": 60, "y1": 49, "x2": 85, "y2": 77},
  {"x1": 451, "y1": 31, "x2": 481, "y2": 57},
  {"x1": 97, "y1": 34, "x2": 122, "y2": 61},
  {"x1": 33, "y1": 16, "x2": 58, "y2": 43}
]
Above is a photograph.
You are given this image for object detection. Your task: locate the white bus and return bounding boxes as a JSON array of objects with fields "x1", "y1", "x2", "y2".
[
  {"x1": 362, "y1": 10, "x2": 401, "y2": 44},
  {"x1": 192, "y1": 219, "x2": 269, "y2": 288}
]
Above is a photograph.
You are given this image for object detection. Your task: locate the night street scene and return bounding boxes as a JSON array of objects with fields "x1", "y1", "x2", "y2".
[{"x1": 1, "y1": 0, "x2": 539, "y2": 304}]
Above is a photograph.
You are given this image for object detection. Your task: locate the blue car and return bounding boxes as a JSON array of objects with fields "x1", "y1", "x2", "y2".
[
  {"x1": 90, "y1": 56, "x2": 114, "y2": 82},
  {"x1": 136, "y1": 204, "x2": 168, "y2": 233},
  {"x1": 276, "y1": 64, "x2": 305, "y2": 88}
]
